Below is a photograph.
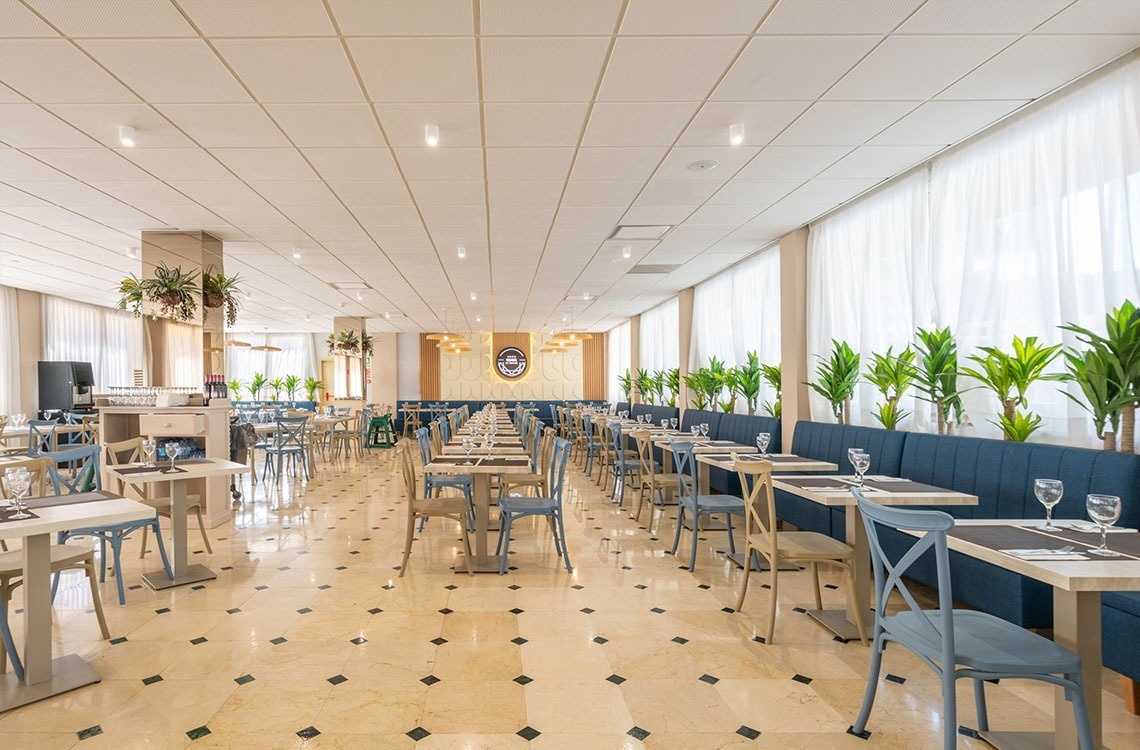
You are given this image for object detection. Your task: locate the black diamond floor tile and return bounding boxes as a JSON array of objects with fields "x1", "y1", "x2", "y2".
[
  {"x1": 234, "y1": 674, "x2": 255, "y2": 685},
  {"x1": 186, "y1": 725, "x2": 211, "y2": 741},
  {"x1": 296, "y1": 726, "x2": 320, "y2": 740},
  {"x1": 421, "y1": 675, "x2": 440, "y2": 685},
  {"x1": 606, "y1": 674, "x2": 626, "y2": 685},
  {"x1": 327, "y1": 674, "x2": 348, "y2": 685},
  {"x1": 407, "y1": 726, "x2": 431, "y2": 741},
  {"x1": 77, "y1": 726, "x2": 102, "y2": 740},
  {"x1": 514, "y1": 675, "x2": 533, "y2": 685},
  {"x1": 517, "y1": 726, "x2": 541, "y2": 741},
  {"x1": 737, "y1": 725, "x2": 761, "y2": 740},
  {"x1": 627, "y1": 726, "x2": 650, "y2": 741},
  {"x1": 792, "y1": 673, "x2": 813, "y2": 685}
]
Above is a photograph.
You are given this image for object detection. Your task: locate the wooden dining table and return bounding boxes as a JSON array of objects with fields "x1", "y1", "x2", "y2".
[
  {"x1": 773, "y1": 475, "x2": 977, "y2": 642},
  {"x1": 930, "y1": 519, "x2": 1140, "y2": 750},
  {"x1": 0, "y1": 490, "x2": 154, "y2": 711}
]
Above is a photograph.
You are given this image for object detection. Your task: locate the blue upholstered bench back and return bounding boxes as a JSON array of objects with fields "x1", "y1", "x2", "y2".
[
  {"x1": 791, "y1": 421, "x2": 907, "y2": 476},
  {"x1": 680, "y1": 409, "x2": 722, "y2": 436},
  {"x1": 631, "y1": 404, "x2": 680, "y2": 426},
  {"x1": 706, "y1": 413, "x2": 783, "y2": 495}
]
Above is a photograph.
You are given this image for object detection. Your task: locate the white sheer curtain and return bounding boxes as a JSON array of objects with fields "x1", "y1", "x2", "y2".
[
  {"x1": 225, "y1": 332, "x2": 319, "y2": 399},
  {"x1": 808, "y1": 56, "x2": 1140, "y2": 446},
  {"x1": 0, "y1": 286, "x2": 20, "y2": 414},
  {"x1": 165, "y1": 321, "x2": 201, "y2": 388},
  {"x1": 638, "y1": 296, "x2": 679, "y2": 372},
  {"x1": 690, "y1": 247, "x2": 782, "y2": 411},
  {"x1": 607, "y1": 320, "x2": 631, "y2": 403},
  {"x1": 42, "y1": 295, "x2": 143, "y2": 391}
]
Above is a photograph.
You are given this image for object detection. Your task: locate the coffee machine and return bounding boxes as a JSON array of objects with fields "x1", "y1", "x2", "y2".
[{"x1": 38, "y1": 361, "x2": 96, "y2": 418}]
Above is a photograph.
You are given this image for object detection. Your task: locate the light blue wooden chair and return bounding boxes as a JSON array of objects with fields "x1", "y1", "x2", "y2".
[
  {"x1": 496, "y1": 437, "x2": 573, "y2": 575},
  {"x1": 671, "y1": 441, "x2": 744, "y2": 571}
]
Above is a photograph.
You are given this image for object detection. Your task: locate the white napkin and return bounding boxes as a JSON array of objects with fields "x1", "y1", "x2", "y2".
[
  {"x1": 1002, "y1": 549, "x2": 1087, "y2": 561},
  {"x1": 1059, "y1": 522, "x2": 1136, "y2": 534},
  {"x1": 869, "y1": 475, "x2": 908, "y2": 482}
]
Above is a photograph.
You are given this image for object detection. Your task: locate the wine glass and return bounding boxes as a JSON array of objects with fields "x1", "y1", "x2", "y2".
[
  {"x1": 852, "y1": 451, "x2": 871, "y2": 487},
  {"x1": 164, "y1": 440, "x2": 183, "y2": 473},
  {"x1": 661, "y1": 419, "x2": 669, "y2": 430},
  {"x1": 462, "y1": 436, "x2": 474, "y2": 466},
  {"x1": 700, "y1": 423, "x2": 709, "y2": 438},
  {"x1": 670, "y1": 417, "x2": 678, "y2": 430},
  {"x1": 1033, "y1": 479, "x2": 1064, "y2": 532},
  {"x1": 141, "y1": 438, "x2": 157, "y2": 467},
  {"x1": 690, "y1": 425, "x2": 701, "y2": 438},
  {"x1": 1086, "y1": 494, "x2": 1122, "y2": 557},
  {"x1": 484, "y1": 434, "x2": 495, "y2": 453},
  {"x1": 756, "y1": 433, "x2": 771, "y2": 458},
  {"x1": 4, "y1": 467, "x2": 32, "y2": 520}
]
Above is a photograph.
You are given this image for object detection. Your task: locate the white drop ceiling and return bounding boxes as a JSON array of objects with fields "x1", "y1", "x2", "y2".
[{"x1": 0, "y1": 0, "x2": 1137, "y2": 334}]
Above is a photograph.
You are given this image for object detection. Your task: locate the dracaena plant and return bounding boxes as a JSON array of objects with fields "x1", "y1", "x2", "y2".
[
  {"x1": 706, "y1": 356, "x2": 729, "y2": 411},
  {"x1": 807, "y1": 340, "x2": 860, "y2": 424},
  {"x1": 635, "y1": 368, "x2": 656, "y2": 405},
  {"x1": 760, "y1": 362, "x2": 781, "y2": 417},
  {"x1": 663, "y1": 367, "x2": 680, "y2": 408},
  {"x1": 283, "y1": 374, "x2": 301, "y2": 400},
  {"x1": 865, "y1": 346, "x2": 916, "y2": 430},
  {"x1": 268, "y1": 377, "x2": 284, "y2": 401},
  {"x1": 737, "y1": 351, "x2": 762, "y2": 416},
  {"x1": 247, "y1": 372, "x2": 267, "y2": 400},
  {"x1": 683, "y1": 369, "x2": 711, "y2": 410},
  {"x1": 617, "y1": 369, "x2": 633, "y2": 402},
  {"x1": 1060, "y1": 347, "x2": 1131, "y2": 451},
  {"x1": 961, "y1": 335, "x2": 1064, "y2": 441},
  {"x1": 1062, "y1": 301, "x2": 1140, "y2": 453},
  {"x1": 910, "y1": 326, "x2": 964, "y2": 435}
]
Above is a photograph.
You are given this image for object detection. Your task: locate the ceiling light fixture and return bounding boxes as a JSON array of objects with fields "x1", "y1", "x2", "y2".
[
  {"x1": 622, "y1": 246, "x2": 632, "y2": 260},
  {"x1": 292, "y1": 249, "x2": 301, "y2": 259},
  {"x1": 251, "y1": 345, "x2": 282, "y2": 352},
  {"x1": 729, "y1": 122, "x2": 745, "y2": 146},
  {"x1": 475, "y1": 314, "x2": 481, "y2": 323},
  {"x1": 127, "y1": 247, "x2": 137, "y2": 258},
  {"x1": 457, "y1": 246, "x2": 466, "y2": 259},
  {"x1": 425, "y1": 123, "x2": 440, "y2": 147},
  {"x1": 355, "y1": 292, "x2": 364, "y2": 301},
  {"x1": 383, "y1": 311, "x2": 391, "y2": 319},
  {"x1": 118, "y1": 125, "x2": 135, "y2": 147},
  {"x1": 470, "y1": 291, "x2": 477, "y2": 301}
]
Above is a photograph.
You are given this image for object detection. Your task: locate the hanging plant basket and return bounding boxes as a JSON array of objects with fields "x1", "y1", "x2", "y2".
[
  {"x1": 116, "y1": 263, "x2": 201, "y2": 323},
  {"x1": 201, "y1": 267, "x2": 242, "y2": 327}
]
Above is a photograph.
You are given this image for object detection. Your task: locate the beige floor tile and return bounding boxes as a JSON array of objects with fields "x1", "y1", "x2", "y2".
[{"x1": 419, "y1": 680, "x2": 527, "y2": 734}]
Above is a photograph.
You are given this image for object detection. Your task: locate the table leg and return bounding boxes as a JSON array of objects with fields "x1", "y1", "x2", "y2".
[
  {"x1": 1054, "y1": 589, "x2": 1101, "y2": 750},
  {"x1": 142, "y1": 478, "x2": 216, "y2": 590},
  {"x1": 0, "y1": 533, "x2": 101, "y2": 712},
  {"x1": 805, "y1": 504, "x2": 871, "y2": 642},
  {"x1": 456, "y1": 474, "x2": 502, "y2": 573}
]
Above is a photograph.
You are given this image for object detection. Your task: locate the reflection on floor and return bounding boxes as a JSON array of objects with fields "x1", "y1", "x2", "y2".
[{"x1": 1, "y1": 445, "x2": 1138, "y2": 748}]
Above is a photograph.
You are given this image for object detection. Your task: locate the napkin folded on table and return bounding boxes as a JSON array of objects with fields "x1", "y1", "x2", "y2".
[
  {"x1": 1001, "y1": 549, "x2": 1088, "y2": 561},
  {"x1": 1058, "y1": 522, "x2": 1136, "y2": 534}
]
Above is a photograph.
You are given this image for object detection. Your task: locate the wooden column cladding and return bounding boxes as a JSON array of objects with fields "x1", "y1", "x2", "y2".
[
  {"x1": 419, "y1": 333, "x2": 441, "y2": 400},
  {"x1": 582, "y1": 332, "x2": 606, "y2": 400},
  {"x1": 491, "y1": 332, "x2": 531, "y2": 367}
]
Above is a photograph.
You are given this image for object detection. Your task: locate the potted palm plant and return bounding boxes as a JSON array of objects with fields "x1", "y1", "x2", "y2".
[
  {"x1": 663, "y1": 367, "x2": 680, "y2": 408},
  {"x1": 283, "y1": 374, "x2": 301, "y2": 401},
  {"x1": 618, "y1": 369, "x2": 633, "y2": 402},
  {"x1": 910, "y1": 326, "x2": 964, "y2": 435},
  {"x1": 247, "y1": 372, "x2": 267, "y2": 401},
  {"x1": 760, "y1": 362, "x2": 781, "y2": 417},
  {"x1": 304, "y1": 377, "x2": 323, "y2": 402},
  {"x1": 738, "y1": 352, "x2": 762, "y2": 416},
  {"x1": 865, "y1": 346, "x2": 916, "y2": 430},
  {"x1": 201, "y1": 267, "x2": 242, "y2": 327},
  {"x1": 807, "y1": 340, "x2": 860, "y2": 424},
  {"x1": 228, "y1": 378, "x2": 244, "y2": 401},
  {"x1": 267, "y1": 377, "x2": 284, "y2": 401},
  {"x1": 636, "y1": 368, "x2": 656, "y2": 405},
  {"x1": 1062, "y1": 300, "x2": 1140, "y2": 453},
  {"x1": 683, "y1": 369, "x2": 711, "y2": 410},
  {"x1": 961, "y1": 335, "x2": 1065, "y2": 442},
  {"x1": 1061, "y1": 348, "x2": 1130, "y2": 450}
]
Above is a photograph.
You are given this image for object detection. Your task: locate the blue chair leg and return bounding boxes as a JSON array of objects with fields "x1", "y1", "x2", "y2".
[
  {"x1": 497, "y1": 514, "x2": 514, "y2": 575},
  {"x1": 149, "y1": 520, "x2": 175, "y2": 579},
  {"x1": 557, "y1": 514, "x2": 573, "y2": 573},
  {"x1": 671, "y1": 506, "x2": 685, "y2": 559},
  {"x1": 940, "y1": 668, "x2": 957, "y2": 750},
  {"x1": 689, "y1": 511, "x2": 700, "y2": 571},
  {"x1": 973, "y1": 680, "x2": 989, "y2": 732},
  {"x1": 851, "y1": 634, "x2": 885, "y2": 737},
  {"x1": 108, "y1": 533, "x2": 127, "y2": 605},
  {"x1": 725, "y1": 514, "x2": 737, "y2": 556}
]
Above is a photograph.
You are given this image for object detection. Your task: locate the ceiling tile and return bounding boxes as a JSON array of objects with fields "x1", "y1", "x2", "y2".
[
  {"x1": 1035, "y1": 0, "x2": 1140, "y2": 33},
  {"x1": 488, "y1": 181, "x2": 565, "y2": 207},
  {"x1": 708, "y1": 179, "x2": 802, "y2": 205},
  {"x1": 23, "y1": 0, "x2": 196, "y2": 36},
  {"x1": 635, "y1": 179, "x2": 724, "y2": 206},
  {"x1": 408, "y1": 181, "x2": 486, "y2": 207},
  {"x1": 330, "y1": 0, "x2": 473, "y2": 34},
  {"x1": 734, "y1": 146, "x2": 852, "y2": 179},
  {"x1": 88, "y1": 180, "x2": 197, "y2": 207},
  {"x1": 0, "y1": 148, "x2": 68, "y2": 181},
  {"x1": 685, "y1": 204, "x2": 763, "y2": 225},
  {"x1": 620, "y1": 0, "x2": 774, "y2": 35},
  {"x1": 78, "y1": 39, "x2": 250, "y2": 103},
  {"x1": 481, "y1": 37, "x2": 610, "y2": 102},
  {"x1": 0, "y1": 103, "x2": 99, "y2": 148},
  {"x1": 328, "y1": 181, "x2": 414, "y2": 207},
  {"x1": 653, "y1": 146, "x2": 760, "y2": 179},
  {"x1": 304, "y1": 148, "x2": 400, "y2": 181},
  {"x1": 484, "y1": 103, "x2": 589, "y2": 147},
  {"x1": 177, "y1": 0, "x2": 337, "y2": 36},
  {"x1": 816, "y1": 145, "x2": 939, "y2": 179},
  {"x1": 714, "y1": 35, "x2": 883, "y2": 101},
  {"x1": 246, "y1": 181, "x2": 341, "y2": 207},
  {"x1": 678, "y1": 101, "x2": 810, "y2": 147},
  {"x1": 121, "y1": 147, "x2": 234, "y2": 181},
  {"x1": 167, "y1": 180, "x2": 267, "y2": 206},
  {"x1": 5, "y1": 180, "x2": 121, "y2": 207},
  {"x1": 395, "y1": 148, "x2": 484, "y2": 181},
  {"x1": 869, "y1": 100, "x2": 1027, "y2": 145},
  {"x1": 480, "y1": 0, "x2": 621, "y2": 35},
  {"x1": 772, "y1": 101, "x2": 919, "y2": 146},
  {"x1": 582, "y1": 102, "x2": 699, "y2": 147},
  {"x1": 45, "y1": 103, "x2": 197, "y2": 148},
  {"x1": 349, "y1": 38, "x2": 478, "y2": 102},
  {"x1": 214, "y1": 39, "x2": 363, "y2": 103},
  {"x1": 1, "y1": 39, "x2": 138, "y2": 103},
  {"x1": 599, "y1": 36, "x2": 746, "y2": 101},
  {"x1": 157, "y1": 104, "x2": 290, "y2": 147},
  {"x1": 210, "y1": 148, "x2": 318, "y2": 181},
  {"x1": 25, "y1": 147, "x2": 154, "y2": 180},
  {"x1": 487, "y1": 148, "x2": 574, "y2": 181},
  {"x1": 0, "y1": 2, "x2": 59, "y2": 36},
  {"x1": 375, "y1": 103, "x2": 482, "y2": 148},
  {"x1": 561, "y1": 181, "x2": 644, "y2": 207},
  {"x1": 759, "y1": 0, "x2": 925, "y2": 34},
  {"x1": 898, "y1": 0, "x2": 1071, "y2": 33},
  {"x1": 570, "y1": 147, "x2": 667, "y2": 180},
  {"x1": 266, "y1": 103, "x2": 383, "y2": 147}
]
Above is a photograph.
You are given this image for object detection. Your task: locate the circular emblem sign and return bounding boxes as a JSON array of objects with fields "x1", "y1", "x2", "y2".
[{"x1": 495, "y1": 346, "x2": 528, "y2": 380}]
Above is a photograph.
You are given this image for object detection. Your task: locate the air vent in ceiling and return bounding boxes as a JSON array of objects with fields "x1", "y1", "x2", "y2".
[
  {"x1": 331, "y1": 281, "x2": 371, "y2": 291},
  {"x1": 628, "y1": 264, "x2": 680, "y2": 275},
  {"x1": 608, "y1": 224, "x2": 673, "y2": 240}
]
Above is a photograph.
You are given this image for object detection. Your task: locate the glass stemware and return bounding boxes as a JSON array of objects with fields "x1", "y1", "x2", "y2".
[
  {"x1": 756, "y1": 432, "x2": 771, "y2": 458},
  {"x1": 690, "y1": 425, "x2": 700, "y2": 438},
  {"x1": 1086, "y1": 494, "x2": 1122, "y2": 556},
  {"x1": 661, "y1": 419, "x2": 669, "y2": 430},
  {"x1": 5, "y1": 467, "x2": 32, "y2": 520},
  {"x1": 462, "y1": 436, "x2": 474, "y2": 466},
  {"x1": 670, "y1": 417, "x2": 678, "y2": 430},
  {"x1": 851, "y1": 451, "x2": 871, "y2": 487},
  {"x1": 699, "y1": 423, "x2": 709, "y2": 438},
  {"x1": 141, "y1": 438, "x2": 157, "y2": 467},
  {"x1": 1033, "y1": 478, "x2": 1064, "y2": 531},
  {"x1": 164, "y1": 440, "x2": 183, "y2": 473}
]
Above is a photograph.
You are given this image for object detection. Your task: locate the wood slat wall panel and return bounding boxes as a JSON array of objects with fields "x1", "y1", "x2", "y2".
[
  {"x1": 582, "y1": 332, "x2": 606, "y2": 400},
  {"x1": 419, "y1": 333, "x2": 441, "y2": 400},
  {"x1": 491, "y1": 332, "x2": 531, "y2": 375}
]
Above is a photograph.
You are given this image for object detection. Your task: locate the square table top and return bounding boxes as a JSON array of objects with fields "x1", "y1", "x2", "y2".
[
  {"x1": 425, "y1": 453, "x2": 531, "y2": 475},
  {"x1": 773, "y1": 474, "x2": 978, "y2": 508},
  {"x1": 0, "y1": 492, "x2": 154, "y2": 541},
  {"x1": 653, "y1": 439, "x2": 759, "y2": 455},
  {"x1": 696, "y1": 453, "x2": 838, "y2": 472},
  {"x1": 109, "y1": 458, "x2": 250, "y2": 484}
]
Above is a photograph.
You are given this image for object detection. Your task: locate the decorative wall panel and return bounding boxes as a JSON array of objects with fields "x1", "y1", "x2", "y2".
[
  {"x1": 440, "y1": 332, "x2": 583, "y2": 400},
  {"x1": 582, "y1": 333, "x2": 606, "y2": 400},
  {"x1": 419, "y1": 333, "x2": 441, "y2": 400}
]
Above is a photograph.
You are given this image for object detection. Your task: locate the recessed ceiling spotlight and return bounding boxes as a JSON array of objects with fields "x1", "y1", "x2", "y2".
[
  {"x1": 470, "y1": 291, "x2": 477, "y2": 301},
  {"x1": 686, "y1": 159, "x2": 719, "y2": 172},
  {"x1": 304, "y1": 314, "x2": 311, "y2": 321},
  {"x1": 475, "y1": 314, "x2": 482, "y2": 323},
  {"x1": 355, "y1": 292, "x2": 364, "y2": 301},
  {"x1": 338, "y1": 302, "x2": 346, "y2": 309},
  {"x1": 457, "y1": 246, "x2": 466, "y2": 259},
  {"x1": 622, "y1": 246, "x2": 632, "y2": 260},
  {"x1": 425, "y1": 123, "x2": 440, "y2": 147},
  {"x1": 292, "y1": 249, "x2": 301, "y2": 259},
  {"x1": 582, "y1": 292, "x2": 592, "y2": 301},
  {"x1": 126, "y1": 247, "x2": 137, "y2": 258},
  {"x1": 384, "y1": 311, "x2": 391, "y2": 319},
  {"x1": 118, "y1": 125, "x2": 135, "y2": 147},
  {"x1": 729, "y1": 122, "x2": 745, "y2": 146}
]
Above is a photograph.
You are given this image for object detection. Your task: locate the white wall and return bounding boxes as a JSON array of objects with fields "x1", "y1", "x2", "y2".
[
  {"x1": 440, "y1": 333, "x2": 583, "y2": 400},
  {"x1": 396, "y1": 333, "x2": 420, "y2": 400}
]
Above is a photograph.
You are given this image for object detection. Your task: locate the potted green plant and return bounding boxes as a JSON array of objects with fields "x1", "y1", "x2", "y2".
[
  {"x1": 1062, "y1": 301, "x2": 1140, "y2": 453},
  {"x1": 116, "y1": 263, "x2": 200, "y2": 322},
  {"x1": 663, "y1": 367, "x2": 680, "y2": 408},
  {"x1": 618, "y1": 369, "x2": 633, "y2": 402},
  {"x1": 228, "y1": 378, "x2": 244, "y2": 401},
  {"x1": 738, "y1": 352, "x2": 762, "y2": 416},
  {"x1": 304, "y1": 377, "x2": 323, "y2": 402},
  {"x1": 961, "y1": 335, "x2": 1064, "y2": 441},
  {"x1": 116, "y1": 275, "x2": 144, "y2": 317},
  {"x1": 1060, "y1": 348, "x2": 1130, "y2": 450},
  {"x1": 715, "y1": 367, "x2": 743, "y2": 413},
  {"x1": 683, "y1": 369, "x2": 711, "y2": 410},
  {"x1": 910, "y1": 326, "x2": 964, "y2": 435},
  {"x1": 636, "y1": 368, "x2": 656, "y2": 405},
  {"x1": 201, "y1": 267, "x2": 242, "y2": 327},
  {"x1": 807, "y1": 340, "x2": 860, "y2": 424},
  {"x1": 335, "y1": 330, "x2": 361, "y2": 355},
  {"x1": 247, "y1": 372, "x2": 267, "y2": 401},
  {"x1": 267, "y1": 377, "x2": 284, "y2": 401},
  {"x1": 283, "y1": 374, "x2": 301, "y2": 401},
  {"x1": 760, "y1": 362, "x2": 781, "y2": 418},
  {"x1": 362, "y1": 333, "x2": 374, "y2": 357},
  {"x1": 865, "y1": 346, "x2": 916, "y2": 430}
]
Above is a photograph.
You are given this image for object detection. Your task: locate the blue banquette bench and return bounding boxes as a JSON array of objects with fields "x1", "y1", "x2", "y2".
[{"x1": 394, "y1": 400, "x2": 607, "y2": 433}]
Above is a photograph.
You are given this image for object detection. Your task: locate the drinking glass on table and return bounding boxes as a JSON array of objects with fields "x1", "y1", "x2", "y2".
[
  {"x1": 851, "y1": 451, "x2": 870, "y2": 487},
  {"x1": 484, "y1": 434, "x2": 495, "y2": 453},
  {"x1": 141, "y1": 438, "x2": 157, "y2": 467},
  {"x1": 661, "y1": 419, "x2": 669, "y2": 430},
  {"x1": 690, "y1": 425, "x2": 700, "y2": 438},
  {"x1": 755, "y1": 432, "x2": 771, "y2": 458},
  {"x1": 670, "y1": 417, "x2": 678, "y2": 430},
  {"x1": 4, "y1": 467, "x2": 32, "y2": 520},
  {"x1": 164, "y1": 440, "x2": 183, "y2": 473},
  {"x1": 1033, "y1": 479, "x2": 1064, "y2": 532},
  {"x1": 462, "y1": 436, "x2": 475, "y2": 465},
  {"x1": 1086, "y1": 494, "x2": 1122, "y2": 556},
  {"x1": 699, "y1": 423, "x2": 709, "y2": 438}
]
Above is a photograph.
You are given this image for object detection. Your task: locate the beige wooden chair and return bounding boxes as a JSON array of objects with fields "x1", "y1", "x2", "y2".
[
  {"x1": 397, "y1": 439, "x2": 472, "y2": 577},
  {"x1": 630, "y1": 429, "x2": 676, "y2": 523},
  {"x1": 104, "y1": 438, "x2": 213, "y2": 557},
  {"x1": 733, "y1": 457, "x2": 866, "y2": 645},
  {"x1": 500, "y1": 427, "x2": 555, "y2": 498}
]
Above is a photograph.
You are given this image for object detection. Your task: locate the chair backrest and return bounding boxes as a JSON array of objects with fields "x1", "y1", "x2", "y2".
[
  {"x1": 549, "y1": 404, "x2": 559, "y2": 427},
  {"x1": 609, "y1": 420, "x2": 624, "y2": 455},
  {"x1": 414, "y1": 426, "x2": 433, "y2": 466},
  {"x1": 0, "y1": 455, "x2": 52, "y2": 499},
  {"x1": 398, "y1": 439, "x2": 418, "y2": 499},
  {"x1": 359, "y1": 407, "x2": 374, "y2": 438},
  {"x1": 672, "y1": 441, "x2": 698, "y2": 502},
  {"x1": 428, "y1": 420, "x2": 442, "y2": 456},
  {"x1": 28, "y1": 419, "x2": 58, "y2": 455},
  {"x1": 631, "y1": 429, "x2": 654, "y2": 476},
  {"x1": 735, "y1": 458, "x2": 777, "y2": 555},
  {"x1": 854, "y1": 489, "x2": 957, "y2": 663},
  {"x1": 335, "y1": 407, "x2": 350, "y2": 416},
  {"x1": 41, "y1": 443, "x2": 102, "y2": 495},
  {"x1": 547, "y1": 437, "x2": 571, "y2": 503},
  {"x1": 273, "y1": 416, "x2": 308, "y2": 448},
  {"x1": 538, "y1": 427, "x2": 556, "y2": 475},
  {"x1": 438, "y1": 414, "x2": 451, "y2": 443}
]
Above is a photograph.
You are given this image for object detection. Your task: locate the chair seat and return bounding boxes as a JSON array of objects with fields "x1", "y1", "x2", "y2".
[
  {"x1": 765, "y1": 531, "x2": 853, "y2": 561},
  {"x1": 500, "y1": 496, "x2": 557, "y2": 513},
  {"x1": 418, "y1": 497, "x2": 470, "y2": 515},
  {"x1": 0, "y1": 543, "x2": 92, "y2": 574},
  {"x1": 504, "y1": 472, "x2": 544, "y2": 485},
  {"x1": 886, "y1": 609, "x2": 1082, "y2": 675},
  {"x1": 681, "y1": 494, "x2": 745, "y2": 512},
  {"x1": 428, "y1": 475, "x2": 472, "y2": 488}
]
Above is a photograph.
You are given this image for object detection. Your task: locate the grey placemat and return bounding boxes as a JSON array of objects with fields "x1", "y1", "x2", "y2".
[
  {"x1": 950, "y1": 524, "x2": 1140, "y2": 559},
  {"x1": 0, "y1": 508, "x2": 40, "y2": 522},
  {"x1": 27, "y1": 490, "x2": 118, "y2": 509}
]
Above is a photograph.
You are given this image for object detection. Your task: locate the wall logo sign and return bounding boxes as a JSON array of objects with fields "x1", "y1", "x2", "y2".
[{"x1": 495, "y1": 346, "x2": 528, "y2": 380}]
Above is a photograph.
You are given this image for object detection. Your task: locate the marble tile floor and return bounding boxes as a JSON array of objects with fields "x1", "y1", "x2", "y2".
[{"x1": 1, "y1": 447, "x2": 1138, "y2": 749}]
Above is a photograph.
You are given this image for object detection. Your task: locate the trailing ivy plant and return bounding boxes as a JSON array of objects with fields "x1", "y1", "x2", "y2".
[
  {"x1": 760, "y1": 363, "x2": 781, "y2": 418},
  {"x1": 117, "y1": 263, "x2": 200, "y2": 322},
  {"x1": 910, "y1": 326, "x2": 964, "y2": 435},
  {"x1": 961, "y1": 335, "x2": 1064, "y2": 441},
  {"x1": 807, "y1": 340, "x2": 860, "y2": 424},
  {"x1": 201, "y1": 267, "x2": 242, "y2": 327},
  {"x1": 865, "y1": 346, "x2": 916, "y2": 430}
]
